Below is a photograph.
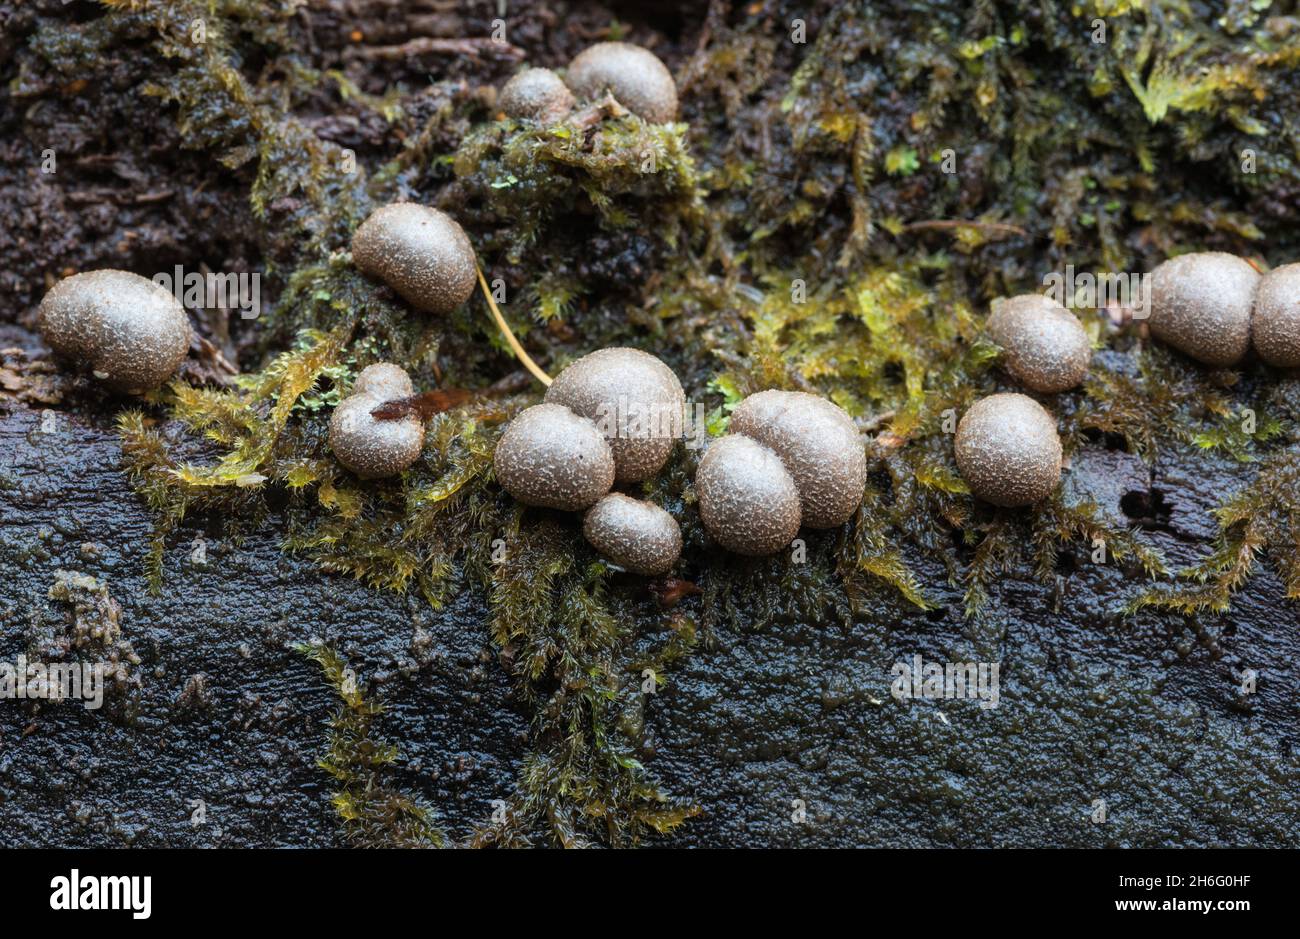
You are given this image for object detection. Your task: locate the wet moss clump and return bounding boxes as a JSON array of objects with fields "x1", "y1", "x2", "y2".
[
  {"x1": 447, "y1": 105, "x2": 705, "y2": 364},
  {"x1": 1128, "y1": 374, "x2": 1300, "y2": 613},
  {"x1": 471, "y1": 517, "x2": 700, "y2": 847},
  {"x1": 11, "y1": 0, "x2": 1292, "y2": 844},
  {"x1": 297, "y1": 641, "x2": 446, "y2": 848}
]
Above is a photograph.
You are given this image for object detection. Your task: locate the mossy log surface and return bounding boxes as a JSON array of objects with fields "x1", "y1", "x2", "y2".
[{"x1": 3, "y1": 0, "x2": 1300, "y2": 846}]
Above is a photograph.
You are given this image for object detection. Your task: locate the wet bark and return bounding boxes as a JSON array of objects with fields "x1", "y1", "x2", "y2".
[{"x1": 1, "y1": 400, "x2": 1296, "y2": 847}]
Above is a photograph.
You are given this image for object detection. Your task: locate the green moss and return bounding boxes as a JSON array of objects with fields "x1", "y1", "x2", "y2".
[
  {"x1": 297, "y1": 641, "x2": 447, "y2": 848},
  {"x1": 472, "y1": 518, "x2": 700, "y2": 847},
  {"x1": 454, "y1": 111, "x2": 702, "y2": 253},
  {"x1": 117, "y1": 323, "x2": 358, "y2": 588},
  {"x1": 1129, "y1": 376, "x2": 1300, "y2": 613},
  {"x1": 43, "y1": 571, "x2": 140, "y2": 692},
  {"x1": 1077, "y1": 343, "x2": 1280, "y2": 463}
]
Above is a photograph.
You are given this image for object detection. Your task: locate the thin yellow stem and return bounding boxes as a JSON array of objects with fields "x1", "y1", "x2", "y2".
[{"x1": 476, "y1": 265, "x2": 552, "y2": 387}]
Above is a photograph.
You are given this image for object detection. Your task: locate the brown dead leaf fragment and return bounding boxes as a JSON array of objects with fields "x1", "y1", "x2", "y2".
[
  {"x1": 649, "y1": 577, "x2": 702, "y2": 608},
  {"x1": 370, "y1": 388, "x2": 473, "y2": 422}
]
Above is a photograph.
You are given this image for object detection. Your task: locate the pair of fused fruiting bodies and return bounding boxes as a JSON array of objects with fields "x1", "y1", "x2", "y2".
[
  {"x1": 695, "y1": 392, "x2": 867, "y2": 555},
  {"x1": 498, "y1": 42, "x2": 677, "y2": 126},
  {"x1": 1147, "y1": 252, "x2": 1300, "y2": 368}
]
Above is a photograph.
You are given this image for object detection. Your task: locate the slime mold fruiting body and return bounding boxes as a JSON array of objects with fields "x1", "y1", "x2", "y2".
[
  {"x1": 727, "y1": 389, "x2": 866, "y2": 528},
  {"x1": 544, "y1": 347, "x2": 686, "y2": 483},
  {"x1": 1147, "y1": 251, "x2": 1257, "y2": 367},
  {"x1": 329, "y1": 363, "x2": 425, "y2": 479},
  {"x1": 695, "y1": 434, "x2": 802, "y2": 556},
  {"x1": 1251, "y1": 262, "x2": 1300, "y2": 368},
  {"x1": 493, "y1": 402, "x2": 615, "y2": 511},
  {"x1": 987, "y1": 294, "x2": 1091, "y2": 393},
  {"x1": 351, "y1": 203, "x2": 477, "y2": 315},
  {"x1": 954, "y1": 393, "x2": 1062, "y2": 507},
  {"x1": 500, "y1": 67, "x2": 575, "y2": 124},
  {"x1": 38, "y1": 269, "x2": 191, "y2": 393},
  {"x1": 583, "y1": 493, "x2": 682, "y2": 575},
  {"x1": 565, "y1": 42, "x2": 678, "y2": 124}
]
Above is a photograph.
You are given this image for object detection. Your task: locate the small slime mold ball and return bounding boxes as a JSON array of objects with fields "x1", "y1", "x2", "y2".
[
  {"x1": 583, "y1": 493, "x2": 682, "y2": 575},
  {"x1": 494, "y1": 403, "x2": 616, "y2": 511},
  {"x1": 1148, "y1": 252, "x2": 1257, "y2": 367},
  {"x1": 987, "y1": 294, "x2": 1091, "y2": 393},
  {"x1": 728, "y1": 390, "x2": 866, "y2": 528},
  {"x1": 695, "y1": 434, "x2": 802, "y2": 556},
  {"x1": 500, "y1": 67, "x2": 575, "y2": 124},
  {"x1": 544, "y1": 347, "x2": 685, "y2": 484},
  {"x1": 954, "y1": 393, "x2": 1062, "y2": 508}
]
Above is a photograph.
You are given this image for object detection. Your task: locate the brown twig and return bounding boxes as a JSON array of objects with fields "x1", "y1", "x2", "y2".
[
  {"x1": 352, "y1": 37, "x2": 523, "y2": 60},
  {"x1": 899, "y1": 219, "x2": 1028, "y2": 237},
  {"x1": 858, "y1": 409, "x2": 896, "y2": 433}
]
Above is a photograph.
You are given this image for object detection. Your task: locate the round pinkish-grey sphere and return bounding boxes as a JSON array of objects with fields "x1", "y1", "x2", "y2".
[
  {"x1": 565, "y1": 41, "x2": 678, "y2": 124},
  {"x1": 728, "y1": 389, "x2": 866, "y2": 528},
  {"x1": 955, "y1": 393, "x2": 1062, "y2": 508},
  {"x1": 987, "y1": 294, "x2": 1092, "y2": 393},
  {"x1": 499, "y1": 66, "x2": 575, "y2": 124},
  {"x1": 329, "y1": 363, "x2": 425, "y2": 479},
  {"x1": 1148, "y1": 251, "x2": 1257, "y2": 367},
  {"x1": 695, "y1": 434, "x2": 801, "y2": 556},
  {"x1": 37, "y1": 269, "x2": 190, "y2": 393},
  {"x1": 544, "y1": 347, "x2": 685, "y2": 484},
  {"x1": 1251, "y1": 262, "x2": 1300, "y2": 367},
  {"x1": 351, "y1": 203, "x2": 477, "y2": 315},
  {"x1": 494, "y1": 403, "x2": 615, "y2": 511},
  {"x1": 583, "y1": 493, "x2": 682, "y2": 576}
]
